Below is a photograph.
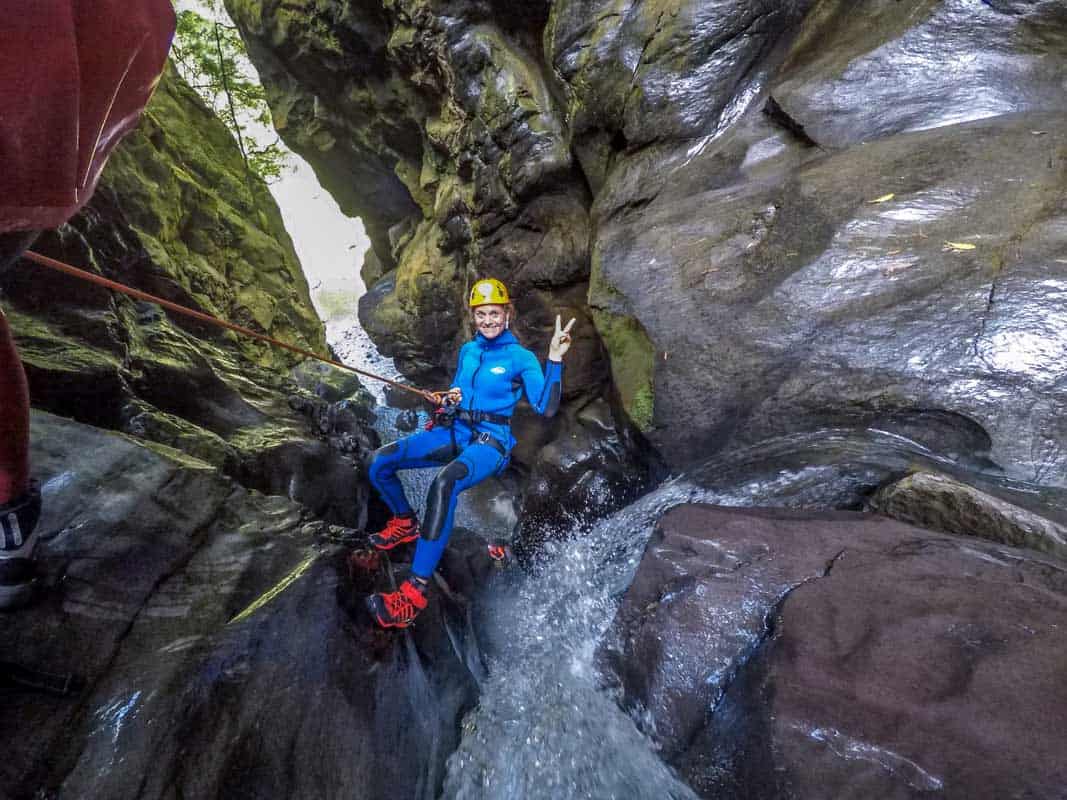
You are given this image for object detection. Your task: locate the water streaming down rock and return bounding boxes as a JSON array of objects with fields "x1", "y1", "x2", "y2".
[
  {"x1": 444, "y1": 477, "x2": 714, "y2": 800},
  {"x1": 326, "y1": 310, "x2": 404, "y2": 407},
  {"x1": 320, "y1": 308, "x2": 697, "y2": 795}
]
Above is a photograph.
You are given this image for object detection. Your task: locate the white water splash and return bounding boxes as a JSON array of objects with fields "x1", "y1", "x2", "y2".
[{"x1": 443, "y1": 478, "x2": 730, "y2": 799}]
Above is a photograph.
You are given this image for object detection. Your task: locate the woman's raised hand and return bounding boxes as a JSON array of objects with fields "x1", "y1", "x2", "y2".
[{"x1": 549, "y1": 314, "x2": 576, "y2": 362}]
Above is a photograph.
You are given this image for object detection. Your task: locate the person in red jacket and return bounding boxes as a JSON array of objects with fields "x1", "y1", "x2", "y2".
[{"x1": 0, "y1": 1, "x2": 175, "y2": 609}]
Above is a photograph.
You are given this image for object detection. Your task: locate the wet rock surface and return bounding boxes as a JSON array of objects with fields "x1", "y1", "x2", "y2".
[
  {"x1": 229, "y1": 0, "x2": 1067, "y2": 527},
  {"x1": 1, "y1": 413, "x2": 486, "y2": 800},
  {"x1": 594, "y1": 109, "x2": 1067, "y2": 480},
  {"x1": 227, "y1": 0, "x2": 644, "y2": 509},
  {"x1": 870, "y1": 470, "x2": 1067, "y2": 560},
  {"x1": 516, "y1": 397, "x2": 661, "y2": 554},
  {"x1": 585, "y1": 0, "x2": 1067, "y2": 478},
  {"x1": 602, "y1": 504, "x2": 1067, "y2": 799}
]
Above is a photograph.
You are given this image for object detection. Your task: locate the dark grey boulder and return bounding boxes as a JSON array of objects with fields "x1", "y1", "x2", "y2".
[
  {"x1": 775, "y1": 0, "x2": 1067, "y2": 148},
  {"x1": 517, "y1": 397, "x2": 660, "y2": 553},
  {"x1": 395, "y1": 408, "x2": 420, "y2": 432},
  {"x1": 546, "y1": 0, "x2": 815, "y2": 186}
]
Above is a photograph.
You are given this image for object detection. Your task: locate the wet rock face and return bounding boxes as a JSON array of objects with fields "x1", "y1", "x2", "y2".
[
  {"x1": 590, "y1": 1, "x2": 1067, "y2": 478},
  {"x1": 601, "y1": 504, "x2": 1067, "y2": 799},
  {"x1": 516, "y1": 398, "x2": 661, "y2": 552},
  {"x1": 597, "y1": 108, "x2": 1067, "y2": 479},
  {"x1": 226, "y1": 0, "x2": 634, "y2": 494},
  {"x1": 227, "y1": 0, "x2": 596, "y2": 376},
  {"x1": 229, "y1": 0, "x2": 1067, "y2": 490},
  {"x1": 546, "y1": 0, "x2": 815, "y2": 189},
  {"x1": 774, "y1": 0, "x2": 1067, "y2": 147},
  {"x1": 2, "y1": 413, "x2": 483, "y2": 800}
]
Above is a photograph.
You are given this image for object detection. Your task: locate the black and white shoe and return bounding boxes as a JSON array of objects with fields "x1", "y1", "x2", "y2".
[{"x1": 0, "y1": 485, "x2": 42, "y2": 610}]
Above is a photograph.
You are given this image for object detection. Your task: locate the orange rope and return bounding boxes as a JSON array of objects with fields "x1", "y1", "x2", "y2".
[{"x1": 22, "y1": 250, "x2": 433, "y2": 402}]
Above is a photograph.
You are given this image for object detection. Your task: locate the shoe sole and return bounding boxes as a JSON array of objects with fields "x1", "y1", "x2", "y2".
[{"x1": 364, "y1": 595, "x2": 414, "y2": 629}]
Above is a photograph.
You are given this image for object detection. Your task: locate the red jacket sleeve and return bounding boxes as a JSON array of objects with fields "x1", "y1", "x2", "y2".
[{"x1": 0, "y1": 0, "x2": 175, "y2": 233}]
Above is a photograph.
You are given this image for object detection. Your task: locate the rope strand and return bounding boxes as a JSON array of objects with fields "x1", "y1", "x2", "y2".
[{"x1": 21, "y1": 250, "x2": 433, "y2": 402}]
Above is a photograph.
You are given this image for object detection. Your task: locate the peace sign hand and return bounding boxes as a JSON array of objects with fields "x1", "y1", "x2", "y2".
[{"x1": 548, "y1": 314, "x2": 576, "y2": 362}]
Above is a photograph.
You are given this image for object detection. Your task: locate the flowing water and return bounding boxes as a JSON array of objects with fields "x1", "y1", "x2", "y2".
[
  {"x1": 443, "y1": 476, "x2": 717, "y2": 800},
  {"x1": 323, "y1": 312, "x2": 710, "y2": 796}
]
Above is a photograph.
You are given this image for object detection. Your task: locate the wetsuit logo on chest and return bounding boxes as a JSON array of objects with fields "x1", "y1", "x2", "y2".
[{"x1": 490, "y1": 365, "x2": 507, "y2": 375}]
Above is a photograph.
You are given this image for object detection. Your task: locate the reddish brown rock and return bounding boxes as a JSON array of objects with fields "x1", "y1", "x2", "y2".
[{"x1": 602, "y1": 504, "x2": 1067, "y2": 799}]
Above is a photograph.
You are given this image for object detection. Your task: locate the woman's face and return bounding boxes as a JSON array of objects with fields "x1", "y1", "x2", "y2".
[{"x1": 473, "y1": 304, "x2": 508, "y2": 339}]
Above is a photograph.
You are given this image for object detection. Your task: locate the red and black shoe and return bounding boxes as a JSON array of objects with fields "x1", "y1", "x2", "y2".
[
  {"x1": 368, "y1": 514, "x2": 420, "y2": 550},
  {"x1": 366, "y1": 578, "x2": 428, "y2": 629},
  {"x1": 487, "y1": 541, "x2": 511, "y2": 569}
]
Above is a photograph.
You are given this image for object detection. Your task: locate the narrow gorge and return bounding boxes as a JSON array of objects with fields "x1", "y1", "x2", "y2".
[{"x1": 2, "y1": 2, "x2": 1066, "y2": 798}]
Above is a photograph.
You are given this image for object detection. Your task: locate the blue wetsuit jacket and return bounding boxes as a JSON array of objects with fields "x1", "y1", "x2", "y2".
[
  {"x1": 368, "y1": 329, "x2": 562, "y2": 577},
  {"x1": 449, "y1": 329, "x2": 563, "y2": 448}
]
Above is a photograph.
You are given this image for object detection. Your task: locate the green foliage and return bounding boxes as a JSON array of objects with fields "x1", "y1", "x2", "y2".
[{"x1": 172, "y1": 5, "x2": 289, "y2": 182}]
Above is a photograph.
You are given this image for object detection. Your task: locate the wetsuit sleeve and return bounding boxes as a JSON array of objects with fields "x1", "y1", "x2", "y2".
[{"x1": 518, "y1": 349, "x2": 563, "y2": 417}]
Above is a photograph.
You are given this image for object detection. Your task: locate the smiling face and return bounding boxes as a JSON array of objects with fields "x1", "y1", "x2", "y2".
[{"x1": 473, "y1": 304, "x2": 508, "y2": 339}]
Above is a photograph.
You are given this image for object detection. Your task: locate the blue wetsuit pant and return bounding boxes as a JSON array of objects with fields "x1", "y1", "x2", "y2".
[{"x1": 367, "y1": 425, "x2": 509, "y2": 578}]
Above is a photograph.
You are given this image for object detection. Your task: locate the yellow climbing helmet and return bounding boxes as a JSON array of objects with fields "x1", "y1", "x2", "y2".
[{"x1": 469, "y1": 278, "x2": 510, "y2": 307}]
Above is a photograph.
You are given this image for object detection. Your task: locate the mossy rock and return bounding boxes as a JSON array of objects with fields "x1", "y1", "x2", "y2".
[{"x1": 589, "y1": 308, "x2": 655, "y2": 433}]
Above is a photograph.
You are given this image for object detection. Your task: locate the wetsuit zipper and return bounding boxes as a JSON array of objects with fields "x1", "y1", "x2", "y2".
[
  {"x1": 466, "y1": 349, "x2": 487, "y2": 446},
  {"x1": 468, "y1": 349, "x2": 486, "y2": 411}
]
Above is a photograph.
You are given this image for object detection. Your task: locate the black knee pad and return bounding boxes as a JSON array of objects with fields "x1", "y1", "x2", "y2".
[
  {"x1": 366, "y1": 441, "x2": 400, "y2": 474},
  {"x1": 422, "y1": 460, "x2": 469, "y2": 541}
]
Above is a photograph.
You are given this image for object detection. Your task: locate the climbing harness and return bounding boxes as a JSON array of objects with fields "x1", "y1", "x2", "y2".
[
  {"x1": 425, "y1": 402, "x2": 460, "y2": 431},
  {"x1": 424, "y1": 404, "x2": 508, "y2": 432},
  {"x1": 423, "y1": 406, "x2": 508, "y2": 458},
  {"x1": 456, "y1": 409, "x2": 510, "y2": 426},
  {"x1": 21, "y1": 250, "x2": 436, "y2": 403},
  {"x1": 472, "y1": 430, "x2": 507, "y2": 457}
]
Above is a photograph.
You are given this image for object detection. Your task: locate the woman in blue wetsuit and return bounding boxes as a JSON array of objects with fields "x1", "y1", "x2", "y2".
[{"x1": 364, "y1": 278, "x2": 575, "y2": 628}]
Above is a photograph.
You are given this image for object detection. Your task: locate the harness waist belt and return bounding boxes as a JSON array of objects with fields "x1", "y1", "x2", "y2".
[{"x1": 455, "y1": 409, "x2": 510, "y2": 426}]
